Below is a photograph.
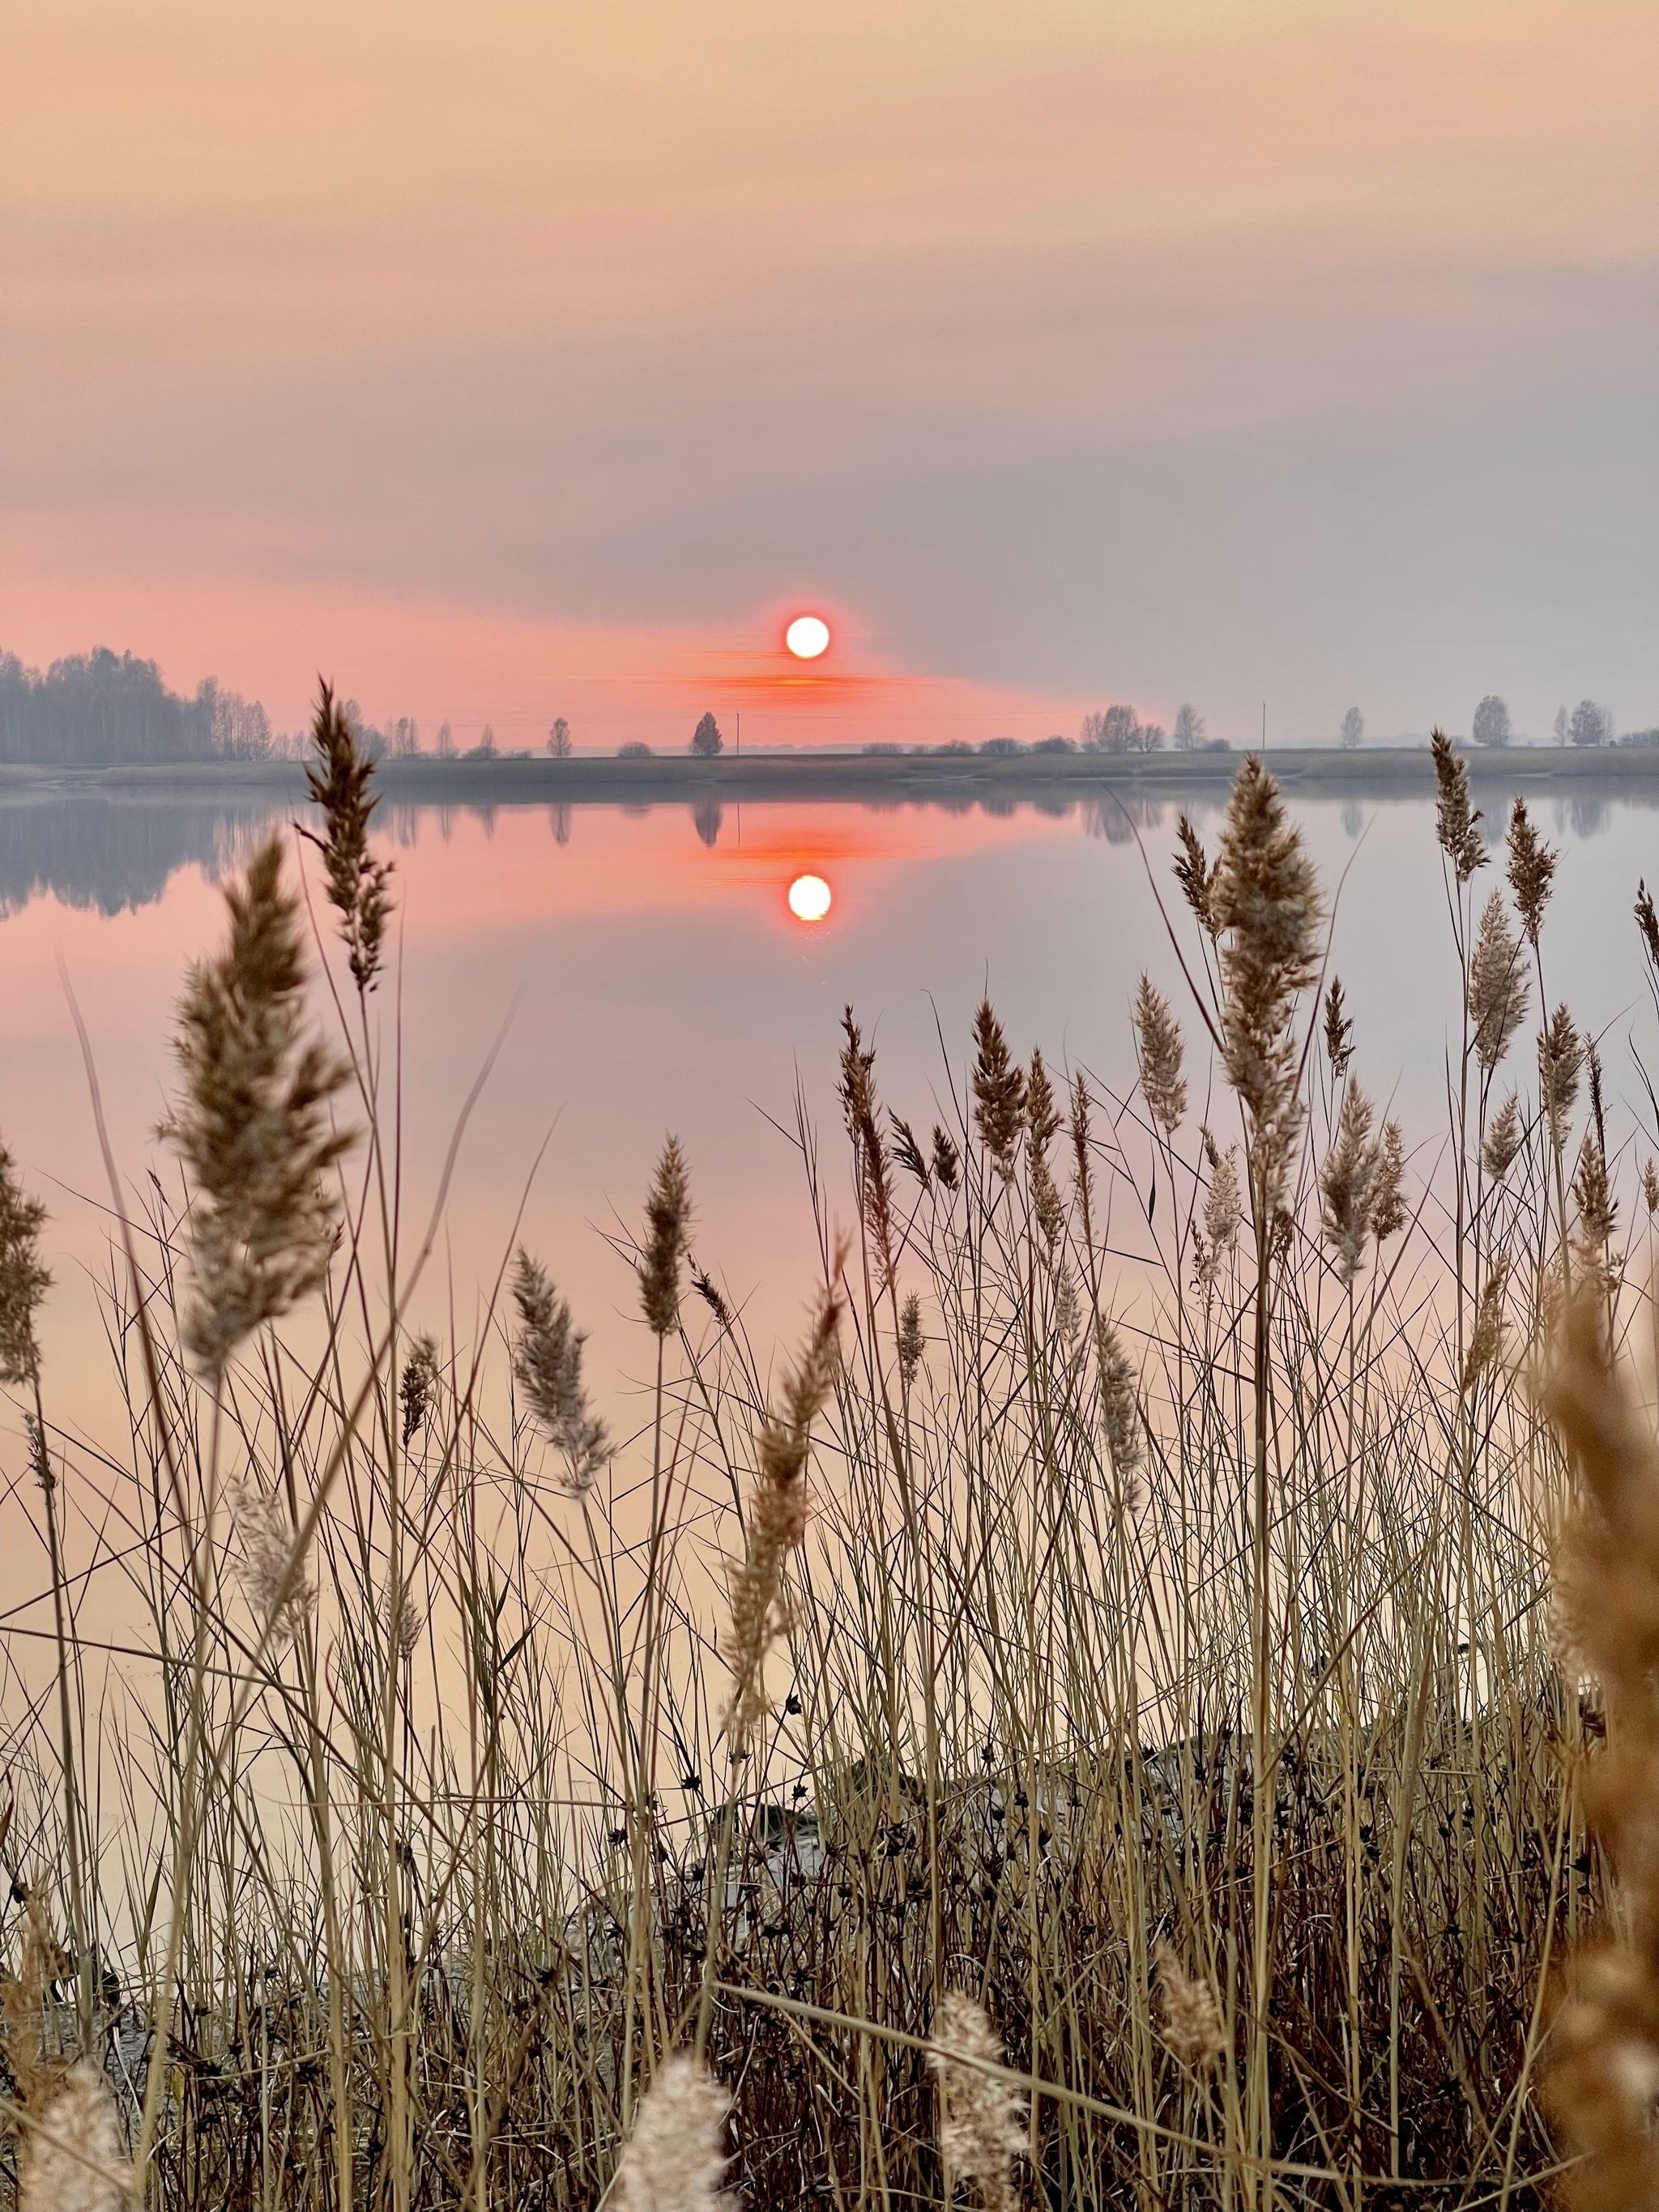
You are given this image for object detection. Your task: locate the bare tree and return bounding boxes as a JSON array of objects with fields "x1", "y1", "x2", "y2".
[
  {"x1": 1471, "y1": 695, "x2": 1511, "y2": 748},
  {"x1": 1340, "y1": 707, "x2": 1364, "y2": 749},
  {"x1": 390, "y1": 716, "x2": 420, "y2": 757},
  {"x1": 1173, "y1": 704, "x2": 1206, "y2": 751},
  {"x1": 548, "y1": 717, "x2": 573, "y2": 759},
  {"x1": 1553, "y1": 705, "x2": 1569, "y2": 745},
  {"x1": 436, "y1": 720, "x2": 454, "y2": 758},
  {"x1": 690, "y1": 712, "x2": 723, "y2": 759}
]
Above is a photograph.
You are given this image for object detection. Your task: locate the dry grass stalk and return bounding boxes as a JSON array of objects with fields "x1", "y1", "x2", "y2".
[
  {"x1": 1134, "y1": 976, "x2": 1187, "y2": 1137},
  {"x1": 161, "y1": 836, "x2": 352, "y2": 1379},
  {"x1": 639, "y1": 1135, "x2": 692, "y2": 1336},
  {"x1": 609, "y1": 2054, "x2": 736, "y2": 2212},
  {"x1": 302, "y1": 679, "x2": 394, "y2": 993},
  {"x1": 723, "y1": 1276, "x2": 843, "y2": 1749},
  {"x1": 1210, "y1": 757, "x2": 1322, "y2": 1204},
  {"x1": 511, "y1": 1249, "x2": 608, "y2": 1494},
  {"x1": 1540, "y1": 1294, "x2": 1659, "y2": 2212},
  {"x1": 1431, "y1": 727, "x2": 1486, "y2": 884},
  {"x1": 971, "y1": 999, "x2": 1026, "y2": 1178},
  {"x1": 1154, "y1": 1942, "x2": 1227, "y2": 2071},
  {"x1": 928, "y1": 1992, "x2": 1026, "y2": 2212},
  {"x1": 1469, "y1": 890, "x2": 1529, "y2": 1072}
]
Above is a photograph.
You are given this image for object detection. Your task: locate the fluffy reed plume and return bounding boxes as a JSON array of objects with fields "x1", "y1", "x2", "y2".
[
  {"x1": 303, "y1": 680, "x2": 394, "y2": 993},
  {"x1": 1643, "y1": 1161, "x2": 1659, "y2": 1217},
  {"x1": 898, "y1": 1290, "x2": 925, "y2": 1387},
  {"x1": 1154, "y1": 1943, "x2": 1227, "y2": 2071},
  {"x1": 511, "y1": 1250, "x2": 608, "y2": 1495},
  {"x1": 1469, "y1": 891, "x2": 1529, "y2": 1072},
  {"x1": 723, "y1": 1277, "x2": 843, "y2": 1747},
  {"x1": 1321, "y1": 1080, "x2": 1379, "y2": 1286},
  {"x1": 1134, "y1": 977, "x2": 1187, "y2": 1136},
  {"x1": 1461, "y1": 1256, "x2": 1508, "y2": 1392},
  {"x1": 1539, "y1": 1004, "x2": 1584, "y2": 1150},
  {"x1": 228, "y1": 1477, "x2": 314, "y2": 1645},
  {"x1": 1637, "y1": 880, "x2": 1659, "y2": 974},
  {"x1": 399, "y1": 1331, "x2": 441, "y2": 1447},
  {"x1": 1094, "y1": 1318, "x2": 1142, "y2": 1495},
  {"x1": 1508, "y1": 797, "x2": 1557, "y2": 949},
  {"x1": 1026, "y1": 1049, "x2": 1064, "y2": 1244},
  {"x1": 1323, "y1": 977, "x2": 1354, "y2": 1078},
  {"x1": 1210, "y1": 758, "x2": 1322, "y2": 1204},
  {"x1": 0, "y1": 1139, "x2": 49, "y2": 1385},
  {"x1": 1, "y1": 1898, "x2": 54, "y2": 2108},
  {"x1": 972, "y1": 1000, "x2": 1026, "y2": 1178},
  {"x1": 1430, "y1": 727, "x2": 1486, "y2": 883},
  {"x1": 17, "y1": 2063, "x2": 132, "y2": 2212},
  {"x1": 1483, "y1": 1093, "x2": 1525, "y2": 1183},
  {"x1": 692, "y1": 1264, "x2": 733, "y2": 1329},
  {"x1": 639, "y1": 1135, "x2": 692, "y2": 1336},
  {"x1": 1194, "y1": 1132, "x2": 1242, "y2": 1290},
  {"x1": 1053, "y1": 1266, "x2": 1081, "y2": 1342},
  {"x1": 162, "y1": 837, "x2": 352, "y2": 1380},
  {"x1": 889, "y1": 1114, "x2": 931, "y2": 1188},
  {"x1": 1174, "y1": 814, "x2": 1220, "y2": 939},
  {"x1": 928, "y1": 1992, "x2": 1026, "y2": 2212},
  {"x1": 1574, "y1": 1137, "x2": 1618, "y2": 1276},
  {"x1": 840, "y1": 1011, "x2": 898, "y2": 1285},
  {"x1": 1069, "y1": 1074, "x2": 1094, "y2": 1217},
  {"x1": 1369, "y1": 1120, "x2": 1408, "y2": 1242},
  {"x1": 930, "y1": 1124, "x2": 962, "y2": 1193},
  {"x1": 1538, "y1": 1294, "x2": 1659, "y2": 2212},
  {"x1": 608, "y1": 2053, "x2": 736, "y2": 2212}
]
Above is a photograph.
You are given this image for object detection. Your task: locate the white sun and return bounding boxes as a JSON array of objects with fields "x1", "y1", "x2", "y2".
[
  {"x1": 788, "y1": 873, "x2": 833, "y2": 923},
  {"x1": 785, "y1": 614, "x2": 831, "y2": 659}
]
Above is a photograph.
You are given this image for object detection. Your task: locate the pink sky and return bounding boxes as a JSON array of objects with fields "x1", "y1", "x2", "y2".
[{"x1": 4, "y1": 0, "x2": 1656, "y2": 744}]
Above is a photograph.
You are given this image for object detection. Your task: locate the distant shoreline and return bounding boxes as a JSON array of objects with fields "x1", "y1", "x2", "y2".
[{"x1": 2, "y1": 744, "x2": 1656, "y2": 806}]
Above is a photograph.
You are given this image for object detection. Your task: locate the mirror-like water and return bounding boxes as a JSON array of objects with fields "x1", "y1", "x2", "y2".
[{"x1": 2, "y1": 775, "x2": 1656, "y2": 1454}]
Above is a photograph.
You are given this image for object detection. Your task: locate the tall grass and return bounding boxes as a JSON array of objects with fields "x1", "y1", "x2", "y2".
[{"x1": 0, "y1": 721, "x2": 1652, "y2": 2210}]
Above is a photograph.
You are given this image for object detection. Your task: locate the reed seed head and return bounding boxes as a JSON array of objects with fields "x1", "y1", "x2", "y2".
[
  {"x1": 639, "y1": 1135, "x2": 692, "y2": 1337},
  {"x1": 228, "y1": 1477, "x2": 314, "y2": 1646},
  {"x1": 18, "y1": 2062, "x2": 132, "y2": 2212},
  {"x1": 1431, "y1": 727, "x2": 1486, "y2": 884},
  {"x1": 1637, "y1": 880, "x2": 1659, "y2": 974},
  {"x1": 399, "y1": 1332, "x2": 441, "y2": 1447},
  {"x1": 889, "y1": 1114, "x2": 930, "y2": 1189},
  {"x1": 692, "y1": 1264, "x2": 733, "y2": 1329},
  {"x1": 1154, "y1": 1943, "x2": 1226, "y2": 2070},
  {"x1": 303, "y1": 679, "x2": 394, "y2": 992},
  {"x1": 840, "y1": 1011, "x2": 898, "y2": 1289},
  {"x1": 1643, "y1": 1161, "x2": 1659, "y2": 1217},
  {"x1": 1173, "y1": 814, "x2": 1221, "y2": 940},
  {"x1": 1026, "y1": 1048, "x2": 1064, "y2": 1245},
  {"x1": 609, "y1": 2054, "x2": 736, "y2": 2212},
  {"x1": 1134, "y1": 977, "x2": 1187, "y2": 1137},
  {"x1": 1539, "y1": 1004, "x2": 1584, "y2": 1151},
  {"x1": 1483, "y1": 1094, "x2": 1525, "y2": 1183},
  {"x1": 511, "y1": 1249, "x2": 609, "y2": 1495},
  {"x1": 723, "y1": 1272, "x2": 844, "y2": 1748},
  {"x1": 898, "y1": 1291, "x2": 925, "y2": 1387},
  {"x1": 1508, "y1": 798, "x2": 1556, "y2": 949},
  {"x1": 1322, "y1": 978, "x2": 1354, "y2": 1079},
  {"x1": 1211, "y1": 758, "x2": 1322, "y2": 1204},
  {"x1": 1321, "y1": 1080, "x2": 1378, "y2": 1287},
  {"x1": 161, "y1": 836, "x2": 353, "y2": 1380},
  {"x1": 1469, "y1": 890, "x2": 1529, "y2": 1072},
  {"x1": 1094, "y1": 1317, "x2": 1143, "y2": 1497},
  {"x1": 0, "y1": 1140, "x2": 49, "y2": 1387},
  {"x1": 972, "y1": 1000, "x2": 1026, "y2": 1178},
  {"x1": 1368, "y1": 1120, "x2": 1408, "y2": 1244},
  {"x1": 1196, "y1": 1137, "x2": 1242, "y2": 1290},
  {"x1": 930, "y1": 1124, "x2": 962, "y2": 1193},
  {"x1": 1461, "y1": 1256, "x2": 1508, "y2": 1394},
  {"x1": 928, "y1": 1991, "x2": 1026, "y2": 2212}
]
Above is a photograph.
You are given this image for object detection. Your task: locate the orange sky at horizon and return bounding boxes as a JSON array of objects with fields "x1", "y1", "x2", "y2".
[{"x1": 3, "y1": 0, "x2": 1656, "y2": 740}]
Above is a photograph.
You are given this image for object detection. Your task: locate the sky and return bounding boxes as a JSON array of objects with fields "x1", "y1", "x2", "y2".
[{"x1": 3, "y1": 0, "x2": 1656, "y2": 748}]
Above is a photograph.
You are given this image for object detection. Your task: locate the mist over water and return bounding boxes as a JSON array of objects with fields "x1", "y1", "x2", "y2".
[{"x1": 2, "y1": 774, "x2": 1656, "y2": 1454}]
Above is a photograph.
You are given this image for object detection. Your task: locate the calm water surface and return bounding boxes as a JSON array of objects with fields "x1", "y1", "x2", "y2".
[{"x1": 2, "y1": 778, "x2": 1656, "y2": 1459}]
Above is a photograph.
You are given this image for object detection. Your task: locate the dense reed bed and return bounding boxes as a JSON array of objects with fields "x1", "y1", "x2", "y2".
[{"x1": 2, "y1": 710, "x2": 1657, "y2": 2210}]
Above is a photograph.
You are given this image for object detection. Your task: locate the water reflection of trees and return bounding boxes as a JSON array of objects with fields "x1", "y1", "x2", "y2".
[
  {"x1": 0, "y1": 795, "x2": 287, "y2": 918},
  {"x1": 692, "y1": 796, "x2": 723, "y2": 849},
  {"x1": 1083, "y1": 796, "x2": 1166, "y2": 844}
]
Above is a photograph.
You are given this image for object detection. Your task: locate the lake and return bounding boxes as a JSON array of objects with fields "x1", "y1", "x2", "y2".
[{"x1": 2, "y1": 768, "x2": 1656, "y2": 1460}]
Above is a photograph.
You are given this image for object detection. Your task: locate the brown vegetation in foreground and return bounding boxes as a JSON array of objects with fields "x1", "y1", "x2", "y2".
[{"x1": 2, "y1": 705, "x2": 1659, "y2": 2210}]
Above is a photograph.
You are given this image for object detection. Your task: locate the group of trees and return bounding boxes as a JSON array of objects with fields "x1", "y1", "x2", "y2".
[{"x1": 0, "y1": 649, "x2": 221, "y2": 764}]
